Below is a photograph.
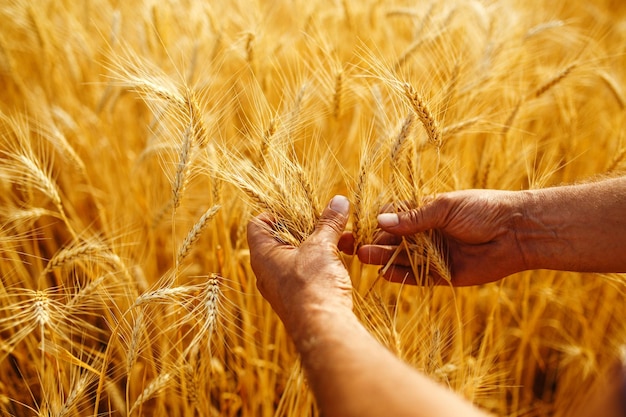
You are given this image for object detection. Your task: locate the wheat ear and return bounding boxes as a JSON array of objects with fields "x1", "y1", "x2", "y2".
[
  {"x1": 41, "y1": 240, "x2": 107, "y2": 276},
  {"x1": 184, "y1": 274, "x2": 221, "y2": 356},
  {"x1": 390, "y1": 113, "x2": 416, "y2": 198},
  {"x1": 171, "y1": 126, "x2": 193, "y2": 213},
  {"x1": 403, "y1": 82, "x2": 442, "y2": 148},
  {"x1": 352, "y1": 156, "x2": 370, "y2": 249},
  {"x1": 332, "y1": 69, "x2": 344, "y2": 119},
  {"x1": 128, "y1": 372, "x2": 173, "y2": 416},
  {"x1": 176, "y1": 205, "x2": 221, "y2": 265},
  {"x1": 530, "y1": 63, "x2": 576, "y2": 99}
]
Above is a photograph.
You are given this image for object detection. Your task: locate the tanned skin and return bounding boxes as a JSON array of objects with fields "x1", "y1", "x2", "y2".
[{"x1": 247, "y1": 176, "x2": 626, "y2": 417}]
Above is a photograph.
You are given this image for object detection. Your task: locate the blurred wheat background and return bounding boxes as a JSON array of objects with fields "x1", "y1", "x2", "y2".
[{"x1": 0, "y1": 0, "x2": 624, "y2": 416}]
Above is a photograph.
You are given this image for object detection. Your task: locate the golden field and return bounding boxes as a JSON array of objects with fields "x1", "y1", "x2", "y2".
[{"x1": 0, "y1": 0, "x2": 624, "y2": 415}]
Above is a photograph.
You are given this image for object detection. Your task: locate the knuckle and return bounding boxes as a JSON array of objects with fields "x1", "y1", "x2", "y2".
[
  {"x1": 405, "y1": 208, "x2": 423, "y2": 225},
  {"x1": 316, "y1": 215, "x2": 344, "y2": 235}
]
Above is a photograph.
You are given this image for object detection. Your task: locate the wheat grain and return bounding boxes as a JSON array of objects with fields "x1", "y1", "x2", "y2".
[
  {"x1": 41, "y1": 240, "x2": 107, "y2": 275},
  {"x1": 202, "y1": 274, "x2": 220, "y2": 337},
  {"x1": 128, "y1": 371, "x2": 172, "y2": 416},
  {"x1": 126, "y1": 311, "x2": 144, "y2": 375},
  {"x1": 176, "y1": 204, "x2": 221, "y2": 264},
  {"x1": 184, "y1": 274, "x2": 221, "y2": 355},
  {"x1": 403, "y1": 82, "x2": 442, "y2": 147},
  {"x1": 134, "y1": 285, "x2": 200, "y2": 307},
  {"x1": 57, "y1": 370, "x2": 97, "y2": 417},
  {"x1": 293, "y1": 162, "x2": 320, "y2": 216},
  {"x1": 261, "y1": 118, "x2": 277, "y2": 156},
  {"x1": 185, "y1": 89, "x2": 209, "y2": 148},
  {"x1": 442, "y1": 117, "x2": 480, "y2": 139},
  {"x1": 171, "y1": 126, "x2": 193, "y2": 213},
  {"x1": 124, "y1": 75, "x2": 185, "y2": 107},
  {"x1": 524, "y1": 20, "x2": 565, "y2": 40},
  {"x1": 390, "y1": 113, "x2": 416, "y2": 198},
  {"x1": 530, "y1": 63, "x2": 576, "y2": 99},
  {"x1": 352, "y1": 157, "x2": 370, "y2": 248},
  {"x1": 332, "y1": 69, "x2": 344, "y2": 120},
  {"x1": 1, "y1": 1, "x2": 625, "y2": 416},
  {"x1": 245, "y1": 32, "x2": 255, "y2": 71},
  {"x1": 390, "y1": 113, "x2": 415, "y2": 167}
]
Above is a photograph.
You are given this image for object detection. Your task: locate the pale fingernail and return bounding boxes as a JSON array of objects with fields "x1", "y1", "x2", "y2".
[
  {"x1": 377, "y1": 212, "x2": 399, "y2": 227},
  {"x1": 329, "y1": 195, "x2": 349, "y2": 215}
]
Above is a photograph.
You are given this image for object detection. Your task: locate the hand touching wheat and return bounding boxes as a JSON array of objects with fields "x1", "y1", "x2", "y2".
[
  {"x1": 340, "y1": 177, "x2": 626, "y2": 286},
  {"x1": 340, "y1": 190, "x2": 530, "y2": 286}
]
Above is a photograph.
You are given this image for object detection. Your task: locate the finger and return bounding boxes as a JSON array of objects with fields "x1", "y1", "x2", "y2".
[
  {"x1": 247, "y1": 214, "x2": 286, "y2": 253},
  {"x1": 379, "y1": 201, "x2": 413, "y2": 213},
  {"x1": 371, "y1": 230, "x2": 402, "y2": 245},
  {"x1": 378, "y1": 196, "x2": 437, "y2": 214},
  {"x1": 338, "y1": 231, "x2": 355, "y2": 254},
  {"x1": 308, "y1": 195, "x2": 350, "y2": 246},
  {"x1": 378, "y1": 202, "x2": 397, "y2": 214},
  {"x1": 381, "y1": 264, "x2": 448, "y2": 286},
  {"x1": 377, "y1": 196, "x2": 448, "y2": 236},
  {"x1": 381, "y1": 264, "x2": 418, "y2": 285},
  {"x1": 342, "y1": 229, "x2": 402, "y2": 251},
  {"x1": 357, "y1": 245, "x2": 412, "y2": 266}
]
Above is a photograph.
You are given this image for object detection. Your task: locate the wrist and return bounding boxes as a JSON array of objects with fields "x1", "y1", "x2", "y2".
[
  {"x1": 515, "y1": 179, "x2": 626, "y2": 273},
  {"x1": 284, "y1": 300, "x2": 356, "y2": 351},
  {"x1": 514, "y1": 188, "x2": 570, "y2": 271}
]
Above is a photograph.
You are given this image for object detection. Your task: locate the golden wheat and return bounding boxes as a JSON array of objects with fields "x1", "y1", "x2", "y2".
[{"x1": 0, "y1": 0, "x2": 624, "y2": 416}]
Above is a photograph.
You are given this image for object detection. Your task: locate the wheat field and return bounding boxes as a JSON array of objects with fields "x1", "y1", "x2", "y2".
[{"x1": 0, "y1": 0, "x2": 624, "y2": 416}]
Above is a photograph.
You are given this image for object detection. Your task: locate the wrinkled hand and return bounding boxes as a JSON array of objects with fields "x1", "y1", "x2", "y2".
[
  {"x1": 247, "y1": 195, "x2": 353, "y2": 334},
  {"x1": 339, "y1": 190, "x2": 529, "y2": 286}
]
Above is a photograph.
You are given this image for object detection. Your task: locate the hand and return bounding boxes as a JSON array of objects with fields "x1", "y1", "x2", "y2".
[
  {"x1": 247, "y1": 195, "x2": 353, "y2": 335},
  {"x1": 340, "y1": 190, "x2": 530, "y2": 286}
]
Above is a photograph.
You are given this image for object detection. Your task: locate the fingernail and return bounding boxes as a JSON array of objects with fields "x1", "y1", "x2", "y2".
[
  {"x1": 377, "y1": 212, "x2": 399, "y2": 227},
  {"x1": 329, "y1": 195, "x2": 349, "y2": 215}
]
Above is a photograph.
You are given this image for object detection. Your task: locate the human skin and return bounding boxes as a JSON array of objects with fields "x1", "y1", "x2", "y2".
[
  {"x1": 344, "y1": 176, "x2": 626, "y2": 286},
  {"x1": 247, "y1": 176, "x2": 626, "y2": 417},
  {"x1": 247, "y1": 196, "x2": 490, "y2": 417}
]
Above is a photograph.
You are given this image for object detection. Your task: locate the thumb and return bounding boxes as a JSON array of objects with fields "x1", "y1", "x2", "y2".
[
  {"x1": 247, "y1": 213, "x2": 281, "y2": 255},
  {"x1": 377, "y1": 198, "x2": 445, "y2": 236},
  {"x1": 308, "y1": 195, "x2": 350, "y2": 246}
]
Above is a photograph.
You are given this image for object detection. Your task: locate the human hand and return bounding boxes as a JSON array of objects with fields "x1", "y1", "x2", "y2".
[
  {"x1": 340, "y1": 190, "x2": 530, "y2": 286},
  {"x1": 247, "y1": 195, "x2": 353, "y2": 335}
]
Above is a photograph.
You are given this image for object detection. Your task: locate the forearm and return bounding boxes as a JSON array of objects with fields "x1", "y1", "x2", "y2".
[
  {"x1": 289, "y1": 305, "x2": 489, "y2": 417},
  {"x1": 518, "y1": 176, "x2": 626, "y2": 272}
]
